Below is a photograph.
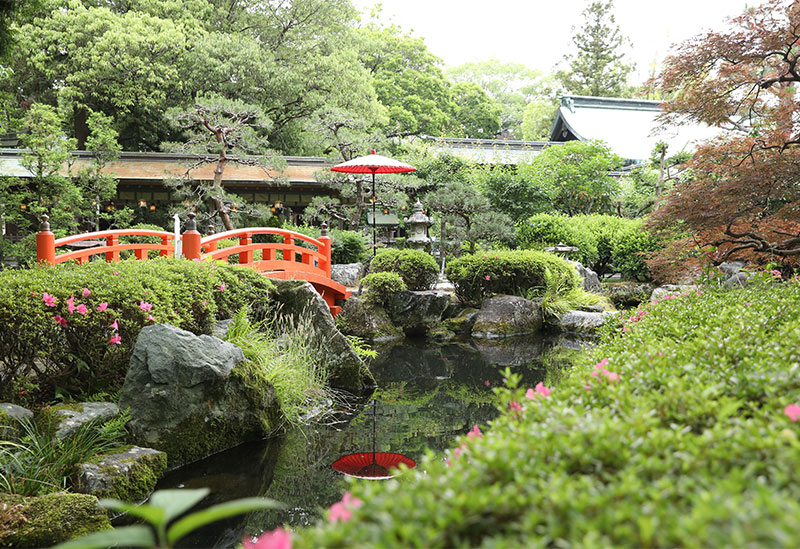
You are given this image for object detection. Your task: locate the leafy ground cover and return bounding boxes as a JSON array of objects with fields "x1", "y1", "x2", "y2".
[{"x1": 289, "y1": 281, "x2": 800, "y2": 547}]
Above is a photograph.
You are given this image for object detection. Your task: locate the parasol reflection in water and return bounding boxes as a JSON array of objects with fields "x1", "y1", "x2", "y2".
[{"x1": 332, "y1": 399, "x2": 416, "y2": 480}]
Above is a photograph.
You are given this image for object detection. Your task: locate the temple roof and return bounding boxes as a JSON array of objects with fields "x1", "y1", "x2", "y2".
[
  {"x1": 549, "y1": 95, "x2": 720, "y2": 163},
  {"x1": 420, "y1": 136, "x2": 556, "y2": 164}
]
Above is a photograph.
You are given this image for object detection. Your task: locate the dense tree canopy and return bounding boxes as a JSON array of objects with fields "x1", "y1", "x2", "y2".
[{"x1": 648, "y1": 0, "x2": 800, "y2": 275}]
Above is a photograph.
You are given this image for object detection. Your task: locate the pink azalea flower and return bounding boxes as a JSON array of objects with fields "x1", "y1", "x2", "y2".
[
  {"x1": 484, "y1": 275, "x2": 490, "y2": 281},
  {"x1": 535, "y1": 382, "x2": 551, "y2": 397},
  {"x1": 219, "y1": 282, "x2": 226, "y2": 292},
  {"x1": 108, "y1": 334, "x2": 122, "y2": 345},
  {"x1": 525, "y1": 388, "x2": 536, "y2": 400},
  {"x1": 76, "y1": 304, "x2": 89, "y2": 316},
  {"x1": 328, "y1": 492, "x2": 362, "y2": 523},
  {"x1": 82, "y1": 287, "x2": 91, "y2": 298},
  {"x1": 66, "y1": 296, "x2": 76, "y2": 314},
  {"x1": 445, "y1": 458, "x2": 452, "y2": 467},
  {"x1": 53, "y1": 314, "x2": 67, "y2": 328},
  {"x1": 467, "y1": 425, "x2": 483, "y2": 439},
  {"x1": 509, "y1": 401, "x2": 522, "y2": 412},
  {"x1": 147, "y1": 315, "x2": 156, "y2": 322},
  {"x1": 42, "y1": 293, "x2": 57, "y2": 307},
  {"x1": 596, "y1": 358, "x2": 609, "y2": 368},
  {"x1": 97, "y1": 302, "x2": 108, "y2": 312},
  {"x1": 139, "y1": 301, "x2": 152, "y2": 312},
  {"x1": 785, "y1": 403, "x2": 800, "y2": 422},
  {"x1": 607, "y1": 372, "x2": 620, "y2": 382},
  {"x1": 453, "y1": 446, "x2": 463, "y2": 459},
  {"x1": 110, "y1": 320, "x2": 119, "y2": 331},
  {"x1": 113, "y1": 271, "x2": 119, "y2": 276},
  {"x1": 484, "y1": 380, "x2": 490, "y2": 387},
  {"x1": 243, "y1": 528, "x2": 292, "y2": 549}
]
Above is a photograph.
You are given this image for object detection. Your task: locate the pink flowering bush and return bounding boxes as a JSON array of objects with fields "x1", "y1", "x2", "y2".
[
  {"x1": 294, "y1": 283, "x2": 800, "y2": 548},
  {"x1": 0, "y1": 258, "x2": 275, "y2": 402}
]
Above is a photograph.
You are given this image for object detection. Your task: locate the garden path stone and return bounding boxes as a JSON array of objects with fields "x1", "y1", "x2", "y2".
[
  {"x1": 471, "y1": 295, "x2": 543, "y2": 339},
  {"x1": 54, "y1": 402, "x2": 119, "y2": 440}
]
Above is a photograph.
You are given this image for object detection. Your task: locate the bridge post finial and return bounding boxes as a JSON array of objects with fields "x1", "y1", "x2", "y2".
[
  {"x1": 207, "y1": 224, "x2": 215, "y2": 236},
  {"x1": 36, "y1": 214, "x2": 56, "y2": 265},
  {"x1": 320, "y1": 222, "x2": 328, "y2": 237},
  {"x1": 185, "y1": 212, "x2": 197, "y2": 231}
]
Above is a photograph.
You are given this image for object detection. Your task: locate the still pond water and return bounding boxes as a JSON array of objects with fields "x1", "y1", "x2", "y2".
[{"x1": 153, "y1": 335, "x2": 584, "y2": 548}]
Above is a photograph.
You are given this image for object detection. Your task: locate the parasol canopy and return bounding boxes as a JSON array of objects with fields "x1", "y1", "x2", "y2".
[
  {"x1": 332, "y1": 452, "x2": 417, "y2": 480},
  {"x1": 331, "y1": 150, "x2": 416, "y2": 174}
]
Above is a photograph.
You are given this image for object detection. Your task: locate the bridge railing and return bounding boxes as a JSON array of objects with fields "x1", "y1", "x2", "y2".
[
  {"x1": 36, "y1": 215, "x2": 176, "y2": 265},
  {"x1": 35, "y1": 214, "x2": 332, "y2": 279}
]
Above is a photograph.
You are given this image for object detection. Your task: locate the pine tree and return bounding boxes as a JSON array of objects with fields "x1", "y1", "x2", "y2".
[{"x1": 558, "y1": 1, "x2": 634, "y2": 97}]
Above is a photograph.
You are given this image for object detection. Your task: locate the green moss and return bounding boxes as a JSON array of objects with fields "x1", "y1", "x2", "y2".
[
  {"x1": 0, "y1": 492, "x2": 111, "y2": 547},
  {"x1": 97, "y1": 451, "x2": 167, "y2": 502},
  {"x1": 35, "y1": 402, "x2": 85, "y2": 437},
  {"x1": 230, "y1": 361, "x2": 282, "y2": 433}
]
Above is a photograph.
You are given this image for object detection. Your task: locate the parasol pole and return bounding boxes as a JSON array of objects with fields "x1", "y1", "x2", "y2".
[
  {"x1": 371, "y1": 170, "x2": 377, "y2": 258},
  {"x1": 372, "y1": 398, "x2": 377, "y2": 465}
]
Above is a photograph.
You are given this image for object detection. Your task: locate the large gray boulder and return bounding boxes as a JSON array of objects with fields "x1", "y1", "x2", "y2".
[
  {"x1": 119, "y1": 324, "x2": 278, "y2": 468},
  {"x1": 77, "y1": 446, "x2": 167, "y2": 502},
  {"x1": 336, "y1": 296, "x2": 403, "y2": 342},
  {"x1": 270, "y1": 280, "x2": 374, "y2": 390},
  {"x1": 471, "y1": 295, "x2": 543, "y2": 339},
  {"x1": 387, "y1": 290, "x2": 451, "y2": 335},
  {"x1": 569, "y1": 261, "x2": 602, "y2": 293},
  {"x1": 719, "y1": 260, "x2": 746, "y2": 278},
  {"x1": 555, "y1": 310, "x2": 619, "y2": 334},
  {"x1": 723, "y1": 272, "x2": 755, "y2": 288},
  {"x1": 331, "y1": 263, "x2": 365, "y2": 288}
]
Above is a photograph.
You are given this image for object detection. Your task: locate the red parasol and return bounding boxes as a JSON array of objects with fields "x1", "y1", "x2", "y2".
[
  {"x1": 332, "y1": 452, "x2": 416, "y2": 480},
  {"x1": 331, "y1": 151, "x2": 416, "y2": 256}
]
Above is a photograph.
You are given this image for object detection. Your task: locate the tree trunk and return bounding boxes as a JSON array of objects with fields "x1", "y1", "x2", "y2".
[
  {"x1": 214, "y1": 153, "x2": 235, "y2": 231},
  {"x1": 657, "y1": 146, "x2": 666, "y2": 197},
  {"x1": 74, "y1": 107, "x2": 89, "y2": 150}
]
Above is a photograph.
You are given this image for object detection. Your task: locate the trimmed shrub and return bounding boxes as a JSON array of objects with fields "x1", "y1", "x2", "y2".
[
  {"x1": 516, "y1": 213, "x2": 599, "y2": 267},
  {"x1": 445, "y1": 250, "x2": 579, "y2": 305},
  {"x1": 369, "y1": 249, "x2": 438, "y2": 291},
  {"x1": 0, "y1": 258, "x2": 274, "y2": 402},
  {"x1": 295, "y1": 282, "x2": 800, "y2": 547},
  {"x1": 610, "y1": 220, "x2": 660, "y2": 281},
  {"x1": 517, "y1": 213, "x2": 661, "y2": 279},
  {"x1": 360, "y1": 272, "x2": 407, "y2": 307}
]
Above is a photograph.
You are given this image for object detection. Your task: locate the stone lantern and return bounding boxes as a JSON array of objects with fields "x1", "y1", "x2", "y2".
[{"x1": 403, "y1": 199, "x2": 433, "y2": 250}]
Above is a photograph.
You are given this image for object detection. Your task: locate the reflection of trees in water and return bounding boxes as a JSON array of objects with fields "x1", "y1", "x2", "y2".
[{"x1": 164, "y1": 335, "x2": 586, "y2": 546}]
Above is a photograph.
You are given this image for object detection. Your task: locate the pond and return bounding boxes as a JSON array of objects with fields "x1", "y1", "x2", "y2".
[{"x1": 153, "y1": 334, "x2": 585, "y2": 548}]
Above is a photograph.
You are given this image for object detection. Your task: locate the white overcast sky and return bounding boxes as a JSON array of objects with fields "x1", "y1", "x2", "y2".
[{"x1": 352, "y1": 0, "x2": 755, "y2": 83}]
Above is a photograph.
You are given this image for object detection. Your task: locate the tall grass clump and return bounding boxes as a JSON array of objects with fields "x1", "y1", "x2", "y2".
[
  {"x1": 0, "y1": 412, "x2": 129, "y2": 496},
  {"x1": 224, "y1": 308, "x2": 336, "y2": 427}
]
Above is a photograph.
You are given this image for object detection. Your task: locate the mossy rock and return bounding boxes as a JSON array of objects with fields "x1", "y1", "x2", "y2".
[
  {"x1": 0, "y1": 403, "x2": 33, "y2": 440},
  {"x1": 0, "y1": 492, "x2": 111, "y2": 547},
  {"x1": 77, "y1": 446, "x2": 167, "y2": 503},
  {"x1": 336, "y1": 296, "x2": 403, "y2": 342}
]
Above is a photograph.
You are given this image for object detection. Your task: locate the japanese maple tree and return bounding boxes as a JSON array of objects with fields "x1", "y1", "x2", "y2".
[{"x1": 647, "y1": 0, "x2": 800, "y2": 278}]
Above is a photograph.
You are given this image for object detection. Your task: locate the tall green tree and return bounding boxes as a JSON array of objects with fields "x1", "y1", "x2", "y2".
[
  {"x1": 449, "y1": 82, "x2": 501, "y2": 139},
  {"x1": 558, "y1": 0, "x2": 634, "y2": 97},
  {"x1": 356, "y1": 22, "x2": 454, "y2": 137},
  {"x1": 447, "y1": 59, "x2": 561, "y2": 138}
]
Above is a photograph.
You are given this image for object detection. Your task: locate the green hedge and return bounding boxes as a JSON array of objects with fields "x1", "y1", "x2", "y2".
[
  {"x1": 360, "y1": 272, "x2": 406, "y2": 307},
  {"x1": 517, "y1": 213, "x2": 660, "y2": 280},
  {"x1": 0, "y1": 258, "x2": 274, "y2": 402},
  {"x1": 369, "y1": 249, "x2": 438, "y2": 291},
  {"x1": 295, "y1": 282, "x2": 800, "y2": 547},
  {"x1": 445, "y1": 250, "x2": 579, "y2": 305}
]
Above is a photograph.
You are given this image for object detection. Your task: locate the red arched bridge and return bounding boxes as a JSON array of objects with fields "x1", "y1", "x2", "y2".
[{"x1": 35, "y1": 214, "x2": 351, "y2": 317}]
